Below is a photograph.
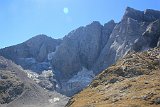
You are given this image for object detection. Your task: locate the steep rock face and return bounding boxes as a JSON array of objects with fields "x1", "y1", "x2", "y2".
[
  {"x1": 93, "y1": 7, "x2": 160, "y2": 73},
  {"x1": 57, "y1": 7, "x2": 160, "y2": 96},
  {"x1": 51, "y1": 21, "x2": 116, "y2": 78},
  {"x1": 133, "y1": 19, "x2": 160, "y2": 51},
  {"x1": 102, "y1": 20, "x2": 117, "y2": 48},
  {"x1": 66, "y1": 47, "x2": 160, "y2": 107},
  {"x1": 0, "y1": 34, "x2": 62, "y2": 72}
]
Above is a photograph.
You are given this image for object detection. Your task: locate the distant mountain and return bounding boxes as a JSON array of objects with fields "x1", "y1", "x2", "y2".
[
  {"x1": 0, "y1": 7, "x2": 160, "y2": 97},
  {"x1": 0, "y1": 34, "x2": 62, "y2": 73},
  {"x1": 0, "y1": 56, "x2": 68, "y2": 107},
  {"x1": 66, "y1": 47, "x2": 160, "y2": 107}
]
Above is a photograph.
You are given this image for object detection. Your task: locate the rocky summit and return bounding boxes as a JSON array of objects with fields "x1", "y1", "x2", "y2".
[
  {"x1": 0, "y1": 7, "x2": 160, "y2": 99},
  {"x1": 66, "y1": 47, "x2": 160, "y2": 107}
]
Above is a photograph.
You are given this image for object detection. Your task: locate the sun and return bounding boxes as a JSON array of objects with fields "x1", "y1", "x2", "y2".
[{"x1": 63, "y1": 7, "x2": 69, "y2": 14}]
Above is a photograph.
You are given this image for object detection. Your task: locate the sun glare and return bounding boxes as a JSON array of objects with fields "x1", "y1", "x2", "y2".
[{"x1": 63, "y1": 7, "x2": 69, "y2": 14}]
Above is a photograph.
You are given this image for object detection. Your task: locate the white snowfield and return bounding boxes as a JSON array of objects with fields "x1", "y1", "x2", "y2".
[
  {"x1": 63, "y1": 67, "x2": 95, "y2": 92},
  {"x1": 68, "y1": 67, "x2": 95, "y2": 84}
]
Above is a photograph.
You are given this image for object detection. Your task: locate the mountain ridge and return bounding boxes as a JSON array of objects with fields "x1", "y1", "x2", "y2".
[{"x1": 0, "y1": 7, "x2": 160, "y2": 97}]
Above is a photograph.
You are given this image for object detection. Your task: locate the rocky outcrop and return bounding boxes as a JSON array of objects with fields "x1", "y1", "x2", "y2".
[
  {"x1": 0, "y1": 70, "x2": 24, "y2": 104},
  {"x1": 133, "y1": 19, "x2": 160, "y2": 51},
  {"x1": 66, "y1": 47, "x2": 160, "y2": 107}
]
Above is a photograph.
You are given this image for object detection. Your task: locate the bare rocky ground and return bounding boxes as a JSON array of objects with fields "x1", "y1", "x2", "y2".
[
  {"x1": 0, "y1": 56, "x2": 69, "y2": 107},
  {"x1": 66, "y1": 48, "x2": 160, "y2": 107}
]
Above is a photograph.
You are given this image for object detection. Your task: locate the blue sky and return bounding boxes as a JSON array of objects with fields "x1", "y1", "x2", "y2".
[{"x1": 0, "y1": 0, "x2": 160, "y2": 48}]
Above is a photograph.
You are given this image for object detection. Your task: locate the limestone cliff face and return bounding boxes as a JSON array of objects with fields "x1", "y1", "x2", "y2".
[
  {"x1": 51, "y1": 7, "x2": 160, "y2": 78},
  {"x1": 93, "y1": 7, "x2": 160, "y2": 74},
  {"x1": 51, "y1": 21, "x2": 116, "y2": 78}
]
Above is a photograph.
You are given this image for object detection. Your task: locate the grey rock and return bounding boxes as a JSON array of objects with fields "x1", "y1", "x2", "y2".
[
  {"x1": 93, "y1": 7, "x2": 160, "y2": 74},
  {"x1": 153, "y1": 97, "x2": 160, "y2": 104},
  {"x1": 133, "y1": 19, "x2": 160, "y2": 51},
  {"x1": 51, "y1": 21, "x2": 115, "y2": 78},
  {"x1": 124, "y1": 7, "x2": 160, "y2": 22},
  {"x1": 102, "y1": 20, "x2": 116, "y2": 48},
  {"x1": 0, "y1": 34, "x2": 62, "y2": 72}
]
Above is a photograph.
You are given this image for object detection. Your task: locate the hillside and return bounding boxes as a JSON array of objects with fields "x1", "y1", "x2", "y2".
[
  {"x1": 66, "y1": 47, "x2": 160, "y2": 107},
  {"x1": 0, "y1": 56, "x2": 68, "y2": 107}
]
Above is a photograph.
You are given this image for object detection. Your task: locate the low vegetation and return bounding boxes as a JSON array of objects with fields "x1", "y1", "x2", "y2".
[{"x1": 66, "y1": 48, "x2": 160, "y2": 107}]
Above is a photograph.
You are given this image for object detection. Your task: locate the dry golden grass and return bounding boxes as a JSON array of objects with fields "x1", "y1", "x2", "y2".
[{"x1": 67, "y1": 48, "x2": 160, "y2": 107}]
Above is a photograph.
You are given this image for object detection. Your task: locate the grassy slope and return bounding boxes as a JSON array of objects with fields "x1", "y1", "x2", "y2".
[{"x1": 66, "y1": 48, "x2": 160, "y2": 107}]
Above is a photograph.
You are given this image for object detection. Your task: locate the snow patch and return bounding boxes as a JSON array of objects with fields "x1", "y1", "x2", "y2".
[
  {"x1": 68, "y1": 67, "x2": 95, "y2": 84},
  {"x1": 48, "y1": 46, "x2": 60, "y2": 60},
  {"x1": 48, "y1": 52, "x2": 55, "y2": 60},
  {"x1": 66, "y1": 67, "x2": 95, "y2": 91},
  {"x1": 41, "y1": 70, "x2": 53, "y2": 78},
  {"x1": 25, "y1": 70, "x2": 40, "y2": 83},
  {"x1": 48, "y1": 97, "x2": 60, "y2": 103}
]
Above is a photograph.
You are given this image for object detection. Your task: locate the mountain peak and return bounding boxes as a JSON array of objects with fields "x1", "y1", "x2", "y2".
[
  {"x1": 123, "y1": 7, "x2": 143, "y2": 21},
  {"x1": 25, "y1": 34, "x2": 57, "y2": 46},
  {"x1": 29, "y1": 34, "x2": 51, "y2": 41},
  {"x1": 125, "y1": 7, "x2": 140, "y2": 12},
  {"x1": 123, "y1": 7, "x2": 160, "y2": 22},
  {"x1": 104, "y1": 20, "x2": 115, "y2": 27},
  {"x1": 89, "y1": 21, "x2": 101, "y2": 26},
  {"x1": 144, "y1": 9, "x2": 160, "y2": 21}
]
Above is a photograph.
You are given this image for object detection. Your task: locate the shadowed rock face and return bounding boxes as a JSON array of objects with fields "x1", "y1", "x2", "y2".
[
  {"x1": 51, "y1": 21, "x2": 116, "y2": 78},
  {"x1": 133, "y1": 19, "x2": 160, "y2": 51}
]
